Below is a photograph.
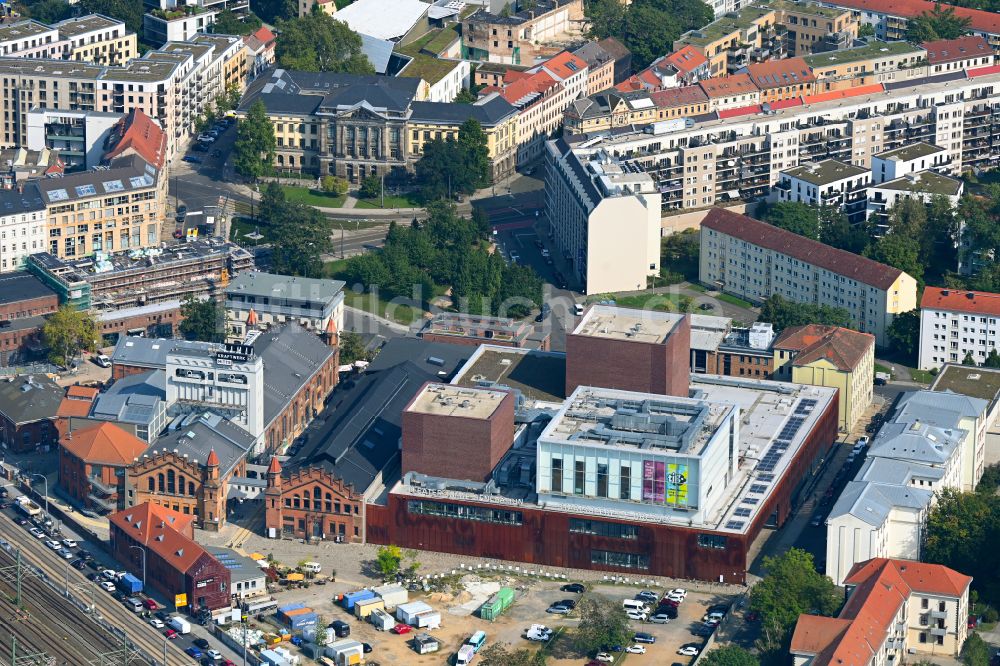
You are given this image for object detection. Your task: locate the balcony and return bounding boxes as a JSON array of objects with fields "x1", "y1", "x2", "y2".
[
  {"x1": 930, "y1": 627, "x2": 948, "y2": 637},
  {"x1": 930, "y1": 610, "x2": 948, "y2": 620}
]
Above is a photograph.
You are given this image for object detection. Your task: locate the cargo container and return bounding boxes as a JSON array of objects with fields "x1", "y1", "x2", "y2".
[
  {"x1": 277, "y1": 603, "x2": 305, "y2": 616},
  {"x1": 395, "y1": 601, "x2": 432, "y2": 625},
  {"x1": 354, "y1": 597, "x2": 384, "y2": 619},
  {"x1": 117, "y1": 573, "x2": 143, "y2": 594},
  {"x1": 372, "y1": 583, "x2": 408, "y2": 609},
  {"x1": 325, "y1": 639, "x2": 364, "y2": 666},
  {"x1": 168, "y1": 616, "x2": 190, "y2": 634},
  {"x1": 413, "y1": 610, "x2": 441, "y2": 629},
  {"x1": 369, "y1": 608, "x2": 395, "y2": 632},
  {"x1": 479, "y1": 587, "x2": 514, "y2": 621},
  {"x1": 414, "y1": 633, "x2": 440, "y2": 655},
  {"x1": 342, "y1": 589, "x2": 376, "y2": 612},
  {"x1": 285, "y1": 611, "x2": 318, "y2": 630},
  {"x1": 260, "y1": 649, "x2": 291, "y2": 666}
]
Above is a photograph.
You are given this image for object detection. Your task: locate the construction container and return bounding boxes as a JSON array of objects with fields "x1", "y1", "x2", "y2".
[
  {"x1": 414, "y1": 633, "x2": 440, "y2": 654},
  {"x1": 413, "y1": 610, "x2": 441, "y2": 629},
  {"x1": 342, "y1": 589, "x2": 376, "y2": 612},
  {"x1": 260, "y1": 649, "x2": 291, "y2": 666},
  {"x1": 372, "y1": 583, "x2": 408, "y2": 609},
  {"x1": 325, "y1": 639, "x2": 364, "y2": 666},
  {"x1": 395, "y1": 601, "x2": 432, "y2": 625},
  {"x1": 369, "y1": 608, "x2": 395, "y2": 632},
  {"x1": 286, "y1": 611, "x2": 318, "y2": 631},
  {"x1": 354, "y1": 597, "x2": 384, "y2": 619},
  {"x1": 263, "y1": 633, "x2": 282, "y2": 646},
  {"x1": 277, "y1": 603, "x2": 305, "y2": 619},
  {"x1": 479, "y1": 587, "x2": 515, "y2": 621}
]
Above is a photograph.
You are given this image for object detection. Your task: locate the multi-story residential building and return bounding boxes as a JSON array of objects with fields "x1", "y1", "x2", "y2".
[
  {"x1": 0, "y1": 34, "x2": 244, "y2": 160},
  {"x1": 0, "y1": 183, "x2": 47, "y2": 273},
  {"x1": 240, "y1": 69, "x2": 520, "y2": 182},
  {"x1": 774, "y1": 159, "x2": 870, "y2": 223},
  {"x1": 743, "y1": 57, "x2": 816, "y2": 103},
  {"x1": 868, "y1": 171, "x2": 963, "y2": 232},
  {"x1": 573, "y1": 40, "x2": 616, "y2": 95},
  {"x1": 615, "y1": 48, "x2": 709, "y2": 93},
  {"x1": 224, "y1": 270, "x2": 345, "y2": 340},
  {"x1": 804, "y1": 40, "x2": 928, "y2": 92},
  {"x1": 872, "y1": 142, "x2": 952, "y2": 182},
  {"x1": 773, "y1": 324, "x2": 875, "y2": 432},
  {"x1": 460, "y1": 0, "x2": 585, "y2": 65},
  {"x1": 564, "y1": 85, "x2": 707, "y2": 135},
  {"x1": 0, "y1": 15, "x2": 137, "y2": 65},
  {"x1": 918, "y1": 287, "x2": 1000, "y2": 370},
  {"x1": 699, "y1": 208, "x2": 917, "y2": 346},
  {"x1": 143, "y1": 10, "x2": 218, "y2": 45},
  {"x1": 698, "y1": 73, "x2": 761, "y2": 112},
  {"x1": 559, "y1": 63, "x2": 1000, "y2": 215},
  {"x1": 819, "y1": 0, "x2": 1000, "y2": 47},
  {"x1": 924, "y1": 35, "x2": 994, "y2": 75},
  {"x1": 25, "y1": 109, "x2": 123, "y2": 172},
  {"x1": 792, "y1": 558, "x2": 971, "y2": 665},
  {"x1": 242, "y1": 26, "x2": 275, "y2": 80},
  {"x1": 494, "y1": 50, "x2": 588, "y2": 164},
  {"x1": 545, "y1": 141, "x2": 661, "y2": 293}
]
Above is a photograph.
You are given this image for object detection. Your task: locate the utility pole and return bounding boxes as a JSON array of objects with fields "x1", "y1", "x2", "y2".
[{"x1": 380, "y1": 173, "x2": 384, "y2": 208}]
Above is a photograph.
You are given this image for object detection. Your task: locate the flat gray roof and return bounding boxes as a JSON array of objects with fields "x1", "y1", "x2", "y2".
[
  {"x1": 225, "y1": 271, "x2": 345, "y2": 305},
  {"x1": 784, "y1": 159, "x2": 868, "y2": 186},
  {"x1": 874, "y1": 141, "x2": 944, "y2": 162},
  {"x1": 930, "y1": 364, "x2": 1000, "y2": 403}
]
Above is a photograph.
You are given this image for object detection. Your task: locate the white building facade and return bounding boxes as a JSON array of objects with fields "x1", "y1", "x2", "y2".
[
  {"x1": 0, "y1": 183, "x2": 47, "y2": 273},
  {"x1": 919, "y1": 287, "x2": 1000, "y2": 370}
]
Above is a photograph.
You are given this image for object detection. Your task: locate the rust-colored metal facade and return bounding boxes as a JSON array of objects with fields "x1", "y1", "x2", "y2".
[{"x1": 368, "y1": 393, "x2": 838, "y2": 583}]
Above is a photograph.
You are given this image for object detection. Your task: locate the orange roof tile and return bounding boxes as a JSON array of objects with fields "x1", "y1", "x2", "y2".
[
  {"x1": 109, "y1": 502, "x2": 205, "y2": 574},
  {"x1": 790, "y1": 616, "x2": 852, "y2": 656},
  {"x1": 66, "y1": 385, "x2": 99, "y2": 399},
  {"x1": 774, "y1": 324, "x2": 874, "y2": 371},
  {"x1": 103, "y1": 110, "x2": 167, "y2": 169},
  {"x1": 206, "y1": 448, "x2": 219, "y2": 467},
  {"x1": 60, "y1": 422, "x2": 148, "y2": 466},
  {"x1": 846, "y1": 558, "x2": 972, "y2": 598},
  {"x1": 718, "y1": 104, "x2": 762, "y2": 119},
  {"x1": 698, "y1": 73, "x2": 759, "y2": 99},
  {"x1": 969, "y1": 63, "x2": 1000, "y2": 77},
  {"x1": 249, "y1": 26, "x2": 275, "y2": 44},
  {"x1": 801, "y1": 83, "x2": 883, "y2": 105},
  {"x1": 664, "y1": 46, "x2": 708, "y2": 75},
  {"x1": 57, "y1": 385, "x2": 99, "y2": 418},
  {"x1": 499, "y1": 71, "x2": 558, "y2": 105},
  {"x1": 922, "y1": 35, "x2": 990, "y2": 64},
  {"x1": 539, "y1": 51, "x2": 588, "y2": 81},
  {"x1": 921, "y1": 286, "x2": 1000, "y2": 317},
  {"x1": 267, "y1": 456, "x2": 282, "y2": 474},
  {"x1": 649, "y1": 84, "x2": 708, "y2": 108},
  {"x1": 824, "y1": 0, "x2": 1000, "y2": 36},
  {"x1": 746, "y1": 57, "x2": 816, "y2": 89}
]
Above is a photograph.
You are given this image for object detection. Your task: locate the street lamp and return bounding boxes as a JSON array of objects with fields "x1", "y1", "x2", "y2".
[
  {"x1": 129, "y1": 545, "x2": 147, "y2": 590},
  {"x1": 27, "y1": 474, "x2": 47, "y2": 519}
]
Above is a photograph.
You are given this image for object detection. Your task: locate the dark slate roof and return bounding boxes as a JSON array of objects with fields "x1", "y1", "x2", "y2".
[
  {"x1": 245, "y1": 91, "x2": 322, "y2": 116},
  {"x1": 409, "y1": 93, "x2": 517, "y2": 125},
  {"x1": 34, "y1": 155, "x2": 157, "y2": 205},
  {"x1": 0, "y1": 375, "x2": 63, "y2": 425},
  {"x1": 0, "y1": 271, "x2": 55, "y2": 306},
  {"x1": 290, "y1": 338, "x2": 471, "y2": 493},
  {"x1": 254, "y1": 323, "x2": 335, "y2": 430},
  {"x1": 148, "y1": 412, "x2": 254, "y2": 479},
  {"x1": 0, "y1": 182, "x2": 45, "y2": 215},
  {"x1": 240, "y1": 68, "x2": 421, "y2": 115}
]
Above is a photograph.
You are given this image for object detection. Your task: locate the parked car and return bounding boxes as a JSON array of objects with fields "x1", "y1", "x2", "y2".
[
  {"x1": 182, "y1": 155, "x2": 202, "y2": 164},
  {"x1": 595, "y1": 654, "x2": 614, "y2": 663},
  {"x1": 392, "y1": 623, "x2": 411, "y2": 635},
  {"x1": 150, "y1": 618, "x2": 164, "y2": 629},
  {"x1": 61, "y1": 538, "x2": 77, "y2": 548},
  {"x1": 546, "y1": 605, "x2": 570, "y2": 614},
  {"x1": 626, "y1": 645, "x2": 647, "y2": 654},
  {"x1": 626, "y1": 610, "x2": 648, "y2": 621},
  {"x1": 650, "y1": 613, "x2": 672, "y2": 624},
  {"x1": 28, "y1": 528, "x2": 45, "y2": 539},
  {"x1": 634, "y1": 632, "x2": 656, "y2": 644},
  {"x1": 561, "y1": 583, "x2": 585, "y2": 593},
  {"x1": 557, "y1": 599, "x2": 576, "y2": 609},
  {"x1": 44, "y1": 539, "x2": 60, "y2": 550},
  {"x1": 57, "y1": 548, "x2": 73, "y2": 559},
  {"x1": 678, "y1": 646, "x2": 700, "y2": 656},
  {"x1": 205, "y1": 650, "x2": 222, "y2": 661},
  {"x1": 636, "y1": 591, "x2": 658, "y2": 603}
]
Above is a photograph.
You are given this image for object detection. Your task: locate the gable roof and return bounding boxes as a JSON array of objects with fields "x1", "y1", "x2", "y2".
[
  {"x1": 109, "y1": 502, "x2": 207, "y2": 574},
  {"x1": 57, "y1": 385, "x2": 99, "y2": 418},
  {"x1": 60, "y1": 421, "x2": 148, "y2": 466},
  {"x1": 922, "y1": 34, "x2": 991, "y2": 65},
  {"x1": 649, "y1": 84, "x2": 708, "y2": 109},
  {"x1": 664, "y1": 45, "x2": 708, "y2": 75},
  {"x1": 702, "y1": 207, "x2": 907, "y2": 291},
  {"x1": 774, "y1": 324, "x2": 874, "y2": 371},
  {"x1": 845, "y1": 558, "x2": 972, "y2": 599},
  {"x1": 0, "y1": 374, "x2": 63, "y2": 425},
  {"x1": 698, "y1": 73, "x2": 758, "y2": 98},
  {"x1": 103, "y1": 110, "x2": 167, "y2": 169},
  {"x1": 921, "y1": 286, "x2": 1000, "y2": 317},
  {"x1": 745, "y1": 57, "x2": 816, "y2": 89},
  {"x1": 539, "y1": 50, "x2": 588, "y2": 81}
]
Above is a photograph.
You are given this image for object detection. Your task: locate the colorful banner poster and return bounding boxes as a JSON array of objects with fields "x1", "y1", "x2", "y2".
[{"x1": 667, "y1": 463, "x2": 689, "y2": 506}]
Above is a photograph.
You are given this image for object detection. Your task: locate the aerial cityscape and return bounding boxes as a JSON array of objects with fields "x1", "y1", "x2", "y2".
[{"x1": 0, "y1": 0, "x2": 998, "y2": 664}]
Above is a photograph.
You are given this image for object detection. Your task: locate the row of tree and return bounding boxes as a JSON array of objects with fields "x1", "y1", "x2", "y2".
[{"x1": 340, "y1": 201, "x2": 542, "y2": 316}]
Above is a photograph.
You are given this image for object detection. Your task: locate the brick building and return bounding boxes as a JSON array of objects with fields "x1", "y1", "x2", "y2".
[
  {"x1": 0, "y1": 272, "x2": 59, "y2": 367},
  {"x1": 565, "y1": 305, "x2": 691, "y2": 397},
  {"x1": 0, "y1": 374, "x2": 62, "y2": 452},
  {"x1": 402, "y1": 383, "x2": 516, "y2": 482},
  {"x1": 109, "y1": 502, "x2": 231, "y2": 612},
  {"x1": 689, "y1": 316, "x2": 777, "y2": 378},
  {"x1": 58, "y1": 421, "x2": 147, "y2": 513},
  {"x1": 264, "y1": 457, "x2": 362, "y2": 542}
]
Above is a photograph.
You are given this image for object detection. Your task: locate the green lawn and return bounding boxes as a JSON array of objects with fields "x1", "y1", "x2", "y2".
[
  {"x1": 587, "y1": 292, "x2": 689, "y2": 313},
  {"x1": 354, "y1": 193, "x2": 423, "y2": 209},
  {"x1": 686, "y1": 283, "x2": 708, "y2": 293},
  {"x1": 874, "y1": 363, "x2": 893, "y2": 378},
  {"x1": 324, "y1": 259, "x2": 426, "y2": 326},
  {"x1": 716, "y1": 292, "x2": 756, "y2": 309},
  {"x1": 910, "y1": 368, "x2": 936, "y2": 384},
  {"x1": 280, "y1": 185, "x2": 346, "y2": 208},
  {"x1": 229, "y1": 216, "x2": 272, "y2": 244}
]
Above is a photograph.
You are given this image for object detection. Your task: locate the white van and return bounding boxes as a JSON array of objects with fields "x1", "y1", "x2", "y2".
[
  {"x1": 302, "y1": 561, "x2": 322, "y2": 574},
  {"x1": 622, "y1": 599, "x2": 649, "y2": 613}
]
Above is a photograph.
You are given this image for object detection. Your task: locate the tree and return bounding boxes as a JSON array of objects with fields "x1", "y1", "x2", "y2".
[
  {"x1": 233, "y1": 100, "x2": 276, "y2": 181},
  {"x1": 43, "y1": 306, "x2": 97, "y2": 367},
  {"x1": 375, "y1": 545, "x2": 403, "y2": 578},
  {"x1": 23, "y1": 0, "x2": 73, "y2": 23},
  {"x1": 962, "y1": 632, "x2": 991, "y2": 666},
  {"x1": 585, "y1": 0, "x2": 626, "y2": 39},
  {"x1": 211, "y1": 9, "x2": 262, "y2": 36},
  {"x1": 251, "y1": 0, "x2": 296, "y2": 24},
  {"x1": 274, "y1": 12, "x2": 374, "y2": 73},
  {"x1": 700, "y1": 646, "x2": 760, "y2": 666},
  {"x1": 270, "y1": 204, "x2": 334, "y2": 278},
  {"x1": 858, "y1": 23, "x2": 876, "y2": 38},
  {"x1": 574, "y1": 597, "x2": 632, "y2": 656},
  {"x1": 179, "y1": 296, "x2": 225, "y2": 343},
  {"x1": 607, "y1": 0, "x2": 714, "y2": 69},
  {"x1": 479, "y1": 643, "x2": 546, "y2": 666},
  {"x1": 820, "y1": 208, "x2": 870, "y2": 255},
  {"x1": 338, "y1": 331, "x2": 370, "y2": 365},
  {"x1": 924, "y1": 488, "x2": 1000, "y2": 605},
  {"x1": 750, "y1": 549, "x2": 841, "y2": 655},
  {"x1": 80, "y1": 0, "x2": 143, "y2": 33},
  {"x1": 414, "y1": 121, "x2": 492, "y2": 201},
  {"x1": 977, "y1": 463, "x2": 1000, "y2": 493},
  {"x1": 454, "y1": 88, "x2": 478, "y2": 104},
  {"x1": 963, "y1": 351, "x2": 978, "y2": 366},
  {"x1": 758, "y1": 201, "x2": 820, "y2": 239},
  {"x1": 866, "y1": 233, "x2": 924, "y2": 286},
  {"x1": 660, "y1": 228, "x2": 700, "y2": 281},
  {"x1": 759, "y1": 294, "x2": 852, "y2": 331},
  {"x1": 886, "y1": 309, "x2": 920, "y2": 363},
  {"x1": 360, "y1": 174, "x2": 382, "y2": 200},
  {"x1": 321, "y1": 175, "x2": 349, "y2": 196},
  {"x1": 458, "y1": 118, "x2": 492, "y2": 190},
  {"x1": 906, "y1": 2, "x2": 971, "y2": 40}
]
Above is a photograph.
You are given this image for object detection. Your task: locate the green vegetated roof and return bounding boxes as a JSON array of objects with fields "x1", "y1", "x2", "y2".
[{"x1": 399, "y1": 53, "x2": 460, "y2": 84}]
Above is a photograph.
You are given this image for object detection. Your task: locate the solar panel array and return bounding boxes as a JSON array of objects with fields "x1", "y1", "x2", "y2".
[
  {"x1": 794, "y1": 399, "x2": 817, "y2": 415},
  {"x1": 213, "y1": 551, "x2": 246, "y2": 572}
]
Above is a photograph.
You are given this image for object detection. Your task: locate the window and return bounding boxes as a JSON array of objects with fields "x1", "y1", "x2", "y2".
[
  {"x1": 597, "y1": 463, "x2": 608, "y2": 498},
  {"x1": 591, "y1": 549, "x2": 649, "y2": 570},
  {"x1": 551, "y1": 457, "x2": 563, "y2": 493},
  {"x1": 574, "y1": 461, "x2": 585, "y2": 495},
  {"x1": 620, "y1": 465, "x2": 631, "y2": 500},
  {"x1": 697, "y1": 534, "x2": 728, "y2": 550},
  {"x1": 407, "y1": 500, "x2": 523, "y2": 525},
  {"x1": 569, "y1": 519, "x2": 638, "y2": 539},
  {"x1": 921, "y1": 598, "x2": 929, "y2": 609}
]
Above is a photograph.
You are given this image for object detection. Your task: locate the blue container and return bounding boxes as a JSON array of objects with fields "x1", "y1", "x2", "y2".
[
  {"x1": 118, "y1": 573, "x2": 143, "y2": 594},
  {"x1": 287, "y1": 612, "x2": 318, "y2": 630},
  {"x1": 342, "y1": 590, "x2": 376, "y2": 611}
]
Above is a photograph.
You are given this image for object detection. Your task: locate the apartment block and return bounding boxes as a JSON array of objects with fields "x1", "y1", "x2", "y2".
[
  {"x1": 564, "y1": 86, "x2": 707, "y2": 135},
  {"x1": 803, "y1": 40, "x2": 929, "y2": 92},
  {"x1": 0, "y1": 183, "x2": 46, "y2": 273},
  {"x1": 774, "y1": 160, "x2": 870, "y2": 223},
  {"x1": 572, "y1": 41, "x2": 616, "y2": 95},
  {"x1": 699, "y1": 208, "x2": 917, "y2": 346},
  {"x1": 919, "y1": 287, "x2": 1000, "y2": 370},
  {"x1": 689, "y1": 316, "x2": 778, "y2": 377},
  {"x1": 143, "y1": 10, "x2": 218, "y2": 46},
  {"x1": 0, "y1": 15, "x2": 137, "y2": 65},
  {"x1": 460, "y1": 0, "x2": 584, "y2": 65},
  {"x1": 819, "y1": 0, "x2": 1000, "y2": 47},
  {"x1": 545, "y1": 140, "x2": 661, "y2": 294}
]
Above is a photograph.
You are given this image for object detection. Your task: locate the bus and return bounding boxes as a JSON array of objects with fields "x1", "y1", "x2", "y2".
[{"x1": 468, "y1": 631, "x2": 487, "y2": 652}]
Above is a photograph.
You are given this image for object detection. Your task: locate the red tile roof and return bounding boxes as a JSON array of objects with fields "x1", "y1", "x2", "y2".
[
  {"x1": 250, "y1": 26, "x2": 275, "y2": 43},
  {"x1": 540, "y1": 51, "x2": 588, "y2": 81},
  {"x1": 969, "y1": 63, "x2": 1000, "y2": 77},
  {"x1": 774, "y1": 324, "x2": 874, "y2": 371},
  {"x1": 499, "y1": 71, "x2": 558, "y2": 105},
  {"x1": 57, "y1": 385, "x2": 99, "y2": 418},
  {"x1": 922, "y1": 35, "x2": 991, "y2": 64},
  {"x1": 60, "y1": 422, "x2": 148, "y2": 466},
  {"x1": 664, "y1": 46, "x2": 708, "y2": 75},
  {"x1": 921, "y1": 286, "x2": 1000, "y2": 317},
  {"x1": 769, "y1": 97, "x2": 803, "y2": 110},
  {"x1": 801, "y1": 83, "x2": 884, "y2": 105},
  {"x1": 792, "y1": 558, "x2": 971, "y2": 666},
  {"x1": 698, "y1": 73, "x2": 759, "y2": 99},
  {"x1": 103, "y1": 110, "x2": 167, "y2": 169},
  {"x1": 701, "y1": 207, "x2": 906, "y2": 291},
  {"x1": 109, "y1": 502, "x2": 206, "y2": 574},
  {"x1": 718, "y1": 104, "x2": 762, "y2": 119},
  {"x1": 649, "y1": 84, "x2": 708, "y2": 108},
  {"x1": 746, "y1": 57, "x2": 816, "y2": 89},
  {"x1": 824, "y1": 0, "x2": 1000, "y2": 35}
]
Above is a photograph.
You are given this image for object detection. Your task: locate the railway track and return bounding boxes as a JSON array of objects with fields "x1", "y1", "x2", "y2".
[{"x1": 0, "y1": 516, "x2": 190, "y2": 666}]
